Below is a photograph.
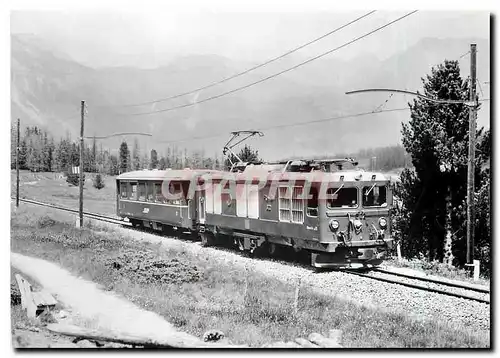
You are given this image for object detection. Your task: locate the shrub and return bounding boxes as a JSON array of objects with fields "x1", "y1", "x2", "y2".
[
  {"x1": 93, "y1": 174, "x2": 105, "y2": 190},
  {"x1": 66, "y1": 173, "x2": 85, "y2": 187},
  {"x1": 37, "y1": 215, "x2": 56, "y2": 228}
]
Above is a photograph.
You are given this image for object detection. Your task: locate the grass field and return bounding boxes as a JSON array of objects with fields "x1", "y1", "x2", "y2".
[
  {"x1": 11, "y1": 170, "x2": 117, "y2": 216},
  {"x1": 10, "y1": 205, "x2": 490, "y2": 348}
]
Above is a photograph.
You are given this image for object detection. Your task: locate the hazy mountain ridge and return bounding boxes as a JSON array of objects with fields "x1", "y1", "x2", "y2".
[{"x1": 10, "y1": 34, "x2": 490, "y2": 160}]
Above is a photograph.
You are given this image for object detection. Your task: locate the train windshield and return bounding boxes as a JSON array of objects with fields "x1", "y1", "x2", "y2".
[
  {"x1": 362, "y1": 185, "x2": 388, "y2": 207},
  {"x1": 326, "y1": 187, "x2": 358, "y2": 208}
]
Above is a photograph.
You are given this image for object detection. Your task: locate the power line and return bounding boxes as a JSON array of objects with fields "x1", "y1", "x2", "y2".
[
  {"x1": 130, "y1": 10, "x2": 419, "y2": 117},
  {"x1": 113, "y1": 11, "x2": 377, "y2": 108},
  {"x1": 476, "y1": 79, "x2": 485, "y2": 98},
  {"x1": 459, "y1": 50, "x2": 471, "y2": 59},
  {"x1": 153, "y1": 95, "x2": 490, "y2": 146},
  {"x1": 84, "y1": 132, "x2": 153, "y2": 139},
  {"x1": 373, "y1": 93, "x2": 394, "y2": 112},
  {"x1": 346, "y1": 88, "x2": 490, "y2": 105},
  {"x1": 157, "y1": 107, "x2": 410, "y2": 144}
]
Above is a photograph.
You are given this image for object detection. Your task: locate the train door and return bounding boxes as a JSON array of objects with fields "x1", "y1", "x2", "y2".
[
  {"x1": 236, "y1": 183, "x2": 248, "y2": 217},
  {"x1": 247, "y1": 184, "x2": 260, "y2": 219}
]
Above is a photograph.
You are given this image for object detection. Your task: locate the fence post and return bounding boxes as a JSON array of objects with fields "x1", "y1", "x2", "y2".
[
  {"x1": 473, "y1": 260, "x2": 480, "y2": 281},
  {"x1": 397, "y1": 243, "x2": 402, "y2": 262},
  {"x1": 293, "y1": 276, "x2": 302, "y2": 317},
  {"x1": 242, "y1": 263, "x2": 249, "y2": 308}
]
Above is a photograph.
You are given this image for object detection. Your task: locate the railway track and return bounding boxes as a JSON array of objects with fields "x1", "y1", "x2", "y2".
[
  {"x1": 374, "y1": 267, "x2": 489, "y2": 294},
  {"x1": 345, "y1": 269, "x2": 490, "y2": 304},
  {"x1": 13, "y1": 197, "x2": 130, "y2": 226},
  {"x1": 14, "y1": 197, "x2": 490, "y2": 305}
]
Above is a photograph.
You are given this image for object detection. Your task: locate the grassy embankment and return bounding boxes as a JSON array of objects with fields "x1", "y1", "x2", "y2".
[{"x1": 10, "y1": 204, "x2": 489, "y2": 348}]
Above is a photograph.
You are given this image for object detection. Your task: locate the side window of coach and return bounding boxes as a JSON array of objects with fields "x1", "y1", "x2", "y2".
[
  {"x1": 154, "y1": 182, "x2": 165, "y2": 203},
  {"x1": 138, "y1": 182, "x2": 146, "y2": 202},
  {"x1": 129, "y1": 182, "x2": 137, "y2": 200},
  {"x1": 146, "y1": 182, "x2": 154, "y2": 202},
  {"x1": 120, "y1": 182, "x2": 128, "y2": 199}
]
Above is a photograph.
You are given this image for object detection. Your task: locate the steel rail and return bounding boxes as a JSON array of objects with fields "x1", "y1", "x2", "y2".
[
  {"x1": 13, "y1": 197, "x2": 130, "y2": 226},
  {"x1": 345, "y1": 270, "x2": 489, "y2": 304},
  {"x1": 374, "y1": 267, "x2": 489, "y2": 294}
]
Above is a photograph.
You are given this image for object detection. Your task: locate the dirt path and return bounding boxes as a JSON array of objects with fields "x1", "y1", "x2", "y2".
[{"x1": 10, "y1": 252, "x2": 218, "y2": 348}]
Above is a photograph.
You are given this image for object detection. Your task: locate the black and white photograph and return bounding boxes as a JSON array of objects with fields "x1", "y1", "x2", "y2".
[{"x1": 6, "y1": 0, "x2": 493, "y2": 350}]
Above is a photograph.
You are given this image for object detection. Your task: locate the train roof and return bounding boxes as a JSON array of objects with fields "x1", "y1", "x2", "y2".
[
  {"x1": 116, "y1": 169, "x2": 218, "y2": 181},
  {"x1": 116, "y1": 168, "x2": 390, "y2": 183},
  {"x1": 209, "y1": 169, "x2": 390, "y2": 182}
]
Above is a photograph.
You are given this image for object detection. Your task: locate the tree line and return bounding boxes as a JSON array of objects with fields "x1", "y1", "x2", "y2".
[{"x1": 10, "y1": 127, "x2": 226, "y2": 175}]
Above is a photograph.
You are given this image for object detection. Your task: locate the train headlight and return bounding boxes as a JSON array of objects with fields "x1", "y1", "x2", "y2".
[
  {"x1": 329, "y1": 220, "x2": 339, "y2": 232},
  {"x1": 379, "y1": 217, "x2": 387, "y2": 229}
]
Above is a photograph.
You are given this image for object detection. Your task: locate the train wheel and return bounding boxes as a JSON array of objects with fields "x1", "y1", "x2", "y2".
[{"x1": 200, "y1": 232, "x2": 215, "y2": 247}]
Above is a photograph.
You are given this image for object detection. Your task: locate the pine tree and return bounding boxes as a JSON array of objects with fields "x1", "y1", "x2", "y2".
[
  {"x1": 11, "y1": 123, "x2": 16, "y2": 170},
  {"x1": 224, "y1": 144, "x2": 261, "y2": 170},
  {"x1": 70, "y1": 143, "x2": 79, "y2": 167},
  {"x1": 127, "y1": 151, "x2": 132, "y2": 172},
  {"x1": 158, "y1": 156, "x2": 165, "y2": 170},
  {"x1": 93, "y1": 173, "x2": 105, "y2": 189},
  {"x1": 141, "y1": 152, "x2": 149, "y2": 170},
  {"x1": 132, "y1": 138, "x2": 141, "y2": 170},
  {"x1": 119, "y1": 141, "x2": 129, "y2": 174},
  {"x1": 150, "y1": 149, "x2": 159, "y2": 169},
  {"x1": 395, "y1": 60, "x2": 489, "y2": 268},
  {"x1": 165, "y1": 147, "x2": 172, "y2": 168},
  {"x1": 91, "y1": 137, "x2": 97, "y2": 173},
  {"x1": 109, "y1": 154, "x2": 119, "y2": 176}
]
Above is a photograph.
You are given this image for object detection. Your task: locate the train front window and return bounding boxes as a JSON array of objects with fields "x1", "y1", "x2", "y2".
[
  {"x1": 362, "y1": 185, "x2": 387, "y2": 207},
  {"x1": 326, "y1": 187, "x2": 358, "y2": 208}
]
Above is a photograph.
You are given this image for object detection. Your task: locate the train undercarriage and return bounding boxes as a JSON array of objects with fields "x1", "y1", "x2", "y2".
[{"x1": 126, "y1": 218, "x2": 389, "y2": 269}]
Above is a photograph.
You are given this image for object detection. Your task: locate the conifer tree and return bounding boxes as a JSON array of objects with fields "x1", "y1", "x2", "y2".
[{"x1": 395, "y1": 60, "x2": 489, "y2": 269}]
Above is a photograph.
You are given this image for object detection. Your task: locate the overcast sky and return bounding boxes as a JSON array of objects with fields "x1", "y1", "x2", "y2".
[{"x1": 10, "y1": 10, "x2": 490, "y2": 68}]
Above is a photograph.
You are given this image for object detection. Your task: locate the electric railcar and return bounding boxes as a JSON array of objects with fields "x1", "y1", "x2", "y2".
[{"x1": 116, "y1": 159, "x2": 394, "y2": 268}]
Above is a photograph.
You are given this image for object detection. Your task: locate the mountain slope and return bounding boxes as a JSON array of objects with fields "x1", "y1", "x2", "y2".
[{"x1": 10, "y1": 34, "x2": 490, "y2": 160}]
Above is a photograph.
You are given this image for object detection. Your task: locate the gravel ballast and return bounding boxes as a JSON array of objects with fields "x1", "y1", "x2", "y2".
[{"x1": 106, "y1": 223, "x2": 490, "y2": 333}]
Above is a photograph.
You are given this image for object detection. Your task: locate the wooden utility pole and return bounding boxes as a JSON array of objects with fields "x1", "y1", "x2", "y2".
[
  {"x1": 16, "y1": 118, "x2": 20, "y2": 208},
  {"x1": 79, "y1": 101, "x2": 85, "y2": 228},
  {"x1": 466, "y1": 44, "x2": 477, "y2": 266}
]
